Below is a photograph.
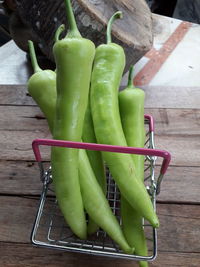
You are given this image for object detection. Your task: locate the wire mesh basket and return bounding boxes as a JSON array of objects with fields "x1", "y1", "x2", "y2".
[{"x1": 31, "y1": 114, "x2": 171, "y2": 262}]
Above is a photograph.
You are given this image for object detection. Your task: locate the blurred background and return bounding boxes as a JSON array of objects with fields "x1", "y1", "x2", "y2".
[{"x1": 1, "y1": 0, "x2": 200, "y2": 47}]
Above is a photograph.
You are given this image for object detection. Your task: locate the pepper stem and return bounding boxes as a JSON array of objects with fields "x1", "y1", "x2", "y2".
[
  {"x1": 64, "y1": 0, "x2": 81, "y2": 38},
  {"x1": 55, "y1": 24, "x2": 65, "y2": 42},
  {"x1": 28, "y1": 40, "x2": 42, "y2": 73},
  {"x1": 106, "y1": 11, "x2": 123, "y2": 44},
  {"x1": 127, "y1": 65, "x2": 135, "y2": 88}
]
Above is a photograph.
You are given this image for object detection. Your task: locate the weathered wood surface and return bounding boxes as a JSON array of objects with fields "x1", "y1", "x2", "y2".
[
  {"x1": 1, "y1": 160, "x2": 199, "y2": 203},
  {"x1": 15, "y1": 0, "x2": 153, "y2": 72},
  {"x1": 1, "y1": 197, "x2": 200, "y2": 266},
  {"x1": 1, "y1": 102, "x2": 199, "y2": 166},
  {"x1": 1, "y1": 84, "x2": 200, "y2": 109},
  {"x1": 1, "y1": 243, "x2": 200, "y2": 267},
  {"x1": 1, "y1": 123, "x2": 200, "y2": 165},
  {"x1": 0, "y1": 85, "x2": 200, "y2": 207}
]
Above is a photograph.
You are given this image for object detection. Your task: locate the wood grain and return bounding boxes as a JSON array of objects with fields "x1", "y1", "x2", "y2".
[
  {"x1": 0, "y1": 105, "x2": 199, "y2": 165},
  {"x1": 0, "y1": 196, "x2": 38, "y2": 243},
  {"x1": 0, "y1": 130, "x2": 51, "y2": 161},
  {"x1": 0, "y1": 160, "x2": 43, "y2": 196},
  {"x1": 1, "y1": 127, "x2": 199, "y2": 165},
  {"x1": 1, "y1": 243, "x2": 200, "y2": 267},
  {"x1": 1, "y1": 85, "x2": 200, "y2": 109},
  {"x1": 1, "y1": 161, "x2": 200, "y2": 204},
  {"x1": 0, "y1": 85, "x2": 32, "y2": 105},
  {"x1": 0, "y1": 160, "x2": 52, "y2": 196},
  {"x1": 1, "y1": 196, "x2": 200, "y2": 255},
  {"x1": 156, "y1": 166, "x2": 200, "y2": 203},
  {"x1": 1, "y1": 105, "x2": 200, "y2": 135},
  {"x1": 157, "y1": 204, "x2": 200, "y2": 253},
  {"x1": 143, "y1": 86, "x2": 200, "y2": 109},
  {"x1": 0, "y1": 105, "x2": 47, "y2": 131},
  {"x1": 15, "y1": 0, "x2": 153, "y2": 72},
  {"x1": 154, "y1": 134, "x2": 200, "y2": 166},
  {"x1": 145, "y1": 108, "x2": 200, "y2": 135}
]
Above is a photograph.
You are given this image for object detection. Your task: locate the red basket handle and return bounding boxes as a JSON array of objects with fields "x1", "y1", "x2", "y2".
[{"x1": 32, "y1": 138, "x2": 171, "y2": 176}]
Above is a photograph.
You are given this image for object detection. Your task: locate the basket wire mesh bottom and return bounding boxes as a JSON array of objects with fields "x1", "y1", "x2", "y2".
[{"x1": 31, "y1": 118, "x2": 160, "y2": 261}]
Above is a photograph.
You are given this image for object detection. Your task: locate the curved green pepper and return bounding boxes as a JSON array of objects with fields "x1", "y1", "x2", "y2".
[
  {"x1": 82, "y1": 102, "x2": 107, "y2": 235},
  {"x1": 27, "y1": 40, "x2": 133, "y2": 254},
  {"x1": 51, "y1": 0, "x2": 95, "y2": 239},
  {"x1": 27, "y1": 40, "x2": 56, "y2": 134},
  {"x1": 79, "y1": 148, "x2": 134, "y2": 254},
  {"x1": 28, "y1": 39, "x2": 106, "y2": 236},
  {"x1": 90, "y1": 11, "x2": 159, "y2": 228},
  {"x1": 119, "y1": 66, "x2": 148, "y2": 266},
  {"x1": 82, "y1": 102, "x2": 106, "y2": 194}
]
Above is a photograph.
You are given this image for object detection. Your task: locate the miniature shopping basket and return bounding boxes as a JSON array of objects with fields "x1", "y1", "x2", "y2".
[{"x1": 30, "y1": 114, "x2": 171, "y2": 262}]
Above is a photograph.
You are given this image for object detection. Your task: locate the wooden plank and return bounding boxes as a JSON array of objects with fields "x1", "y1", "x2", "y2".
[
  {"x1": 0, "y1": 196, "x2": 200, "y2": 254},
  {"x1": 151, "y1": 251, "x2": 200, "y2": 267},
  {"x1": 1, "y1": 243, "x2": 200, "y2": 267},
  {"x1": 0, "y1": 196, "x2": 38, "y2": 243},
  {"x1": 1, "y1": 161, "x2": 199, "y2": 204},
  {"x1": 1, "y1": 84, "x2": 200, "y2": 111},
  {"x1": 0, "y1": 85, "x2": 33, "y2": 105},
  {"x1": 154, "y1": 134, "x2": 200, "y2": 166},
  {"x1": 1, "y1": 84, "x2": 200, "y2": 110},
  {"x1": 157, "y1": 166, "x2": 200, "y2": 203},
  {"x1": 1, "y1": 128, "x2": 199, "y2": 166},
  {"x1": 0, "y1": 130, "x2": 51, "y2": 161},
  {"x1": 157, "y1": 204, "x2": 200, "y2": 253},
  {"x1": 0, "y1": 106, "x2": 48, "y2": 131},
  {"x1": 1, "y1": 105, "x2": 200, "y2": 135},
  {"x1": 143, "y1": 86, "x2": 200, "y2": 109},
  {"x1": 0, "y1": 160, "x2": 44, "y2": 196},
  {"x1": 0, "y1": 106, "x2": 199, "y2": 165},
  {"x1": 145, "y1": 108, "x2": 200, "y2": 136}
]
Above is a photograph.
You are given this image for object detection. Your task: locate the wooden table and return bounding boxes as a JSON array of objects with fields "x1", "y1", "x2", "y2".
[{"x1": 1, "y1": 14, "x2": 200, "y2": 266}]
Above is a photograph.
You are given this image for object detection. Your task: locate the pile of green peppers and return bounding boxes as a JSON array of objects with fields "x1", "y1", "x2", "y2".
[{"x1": 27, "y1": 0, "x2": 159, "y2": 265}]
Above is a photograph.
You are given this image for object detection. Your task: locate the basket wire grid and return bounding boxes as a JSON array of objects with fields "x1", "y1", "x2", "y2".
[{"x1": 31, "y1": 114, "x2": 171, "y2": 262}]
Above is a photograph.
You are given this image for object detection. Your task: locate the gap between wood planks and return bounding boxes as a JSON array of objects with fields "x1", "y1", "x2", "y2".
[
  {"x1": 1, "y1": 192, "x2": 200, "y2": 207},
  {"x1": 0, "y1": 159, "x2": 200, "y2": 203}
]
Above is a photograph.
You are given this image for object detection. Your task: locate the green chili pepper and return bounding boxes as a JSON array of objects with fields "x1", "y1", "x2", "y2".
[
  {"x1": 27, "y1": 40, "x2": 133, "y2": 254},
  {"x1": 28, "y1": 38, "x2": 106, "y2": 236},
  {"x1": 82, "y1": 102, "x2": 106, "y2": 194},
  {"x1": 51, "y1": 0, "x2": 95, "y2": 239},
  {"x1": 90, "y1": 11, "x2": 159, "y2": 228},
  {"x1": 119, "y1": 66, "x2": 148, "y2": 266},
  {"x1": 82, "y1": 102, "x2": 107, "y2": 235},
  {"x1": 79, "y1": 148, "x2": 134, "y2": 254},
  {"x1": 27, "y1": 40, "x2": 56, "y2": 134}
]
